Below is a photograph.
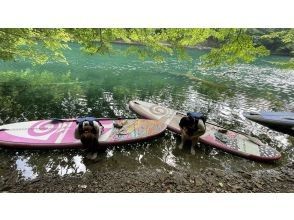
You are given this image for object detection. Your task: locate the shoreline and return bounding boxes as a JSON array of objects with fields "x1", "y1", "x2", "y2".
[
  {"x1": 1, "y1": 161, "x2": 293, "y2": 193},
  {"x1": 112, "y1": 40, "x2": 293, "y2": 57}
]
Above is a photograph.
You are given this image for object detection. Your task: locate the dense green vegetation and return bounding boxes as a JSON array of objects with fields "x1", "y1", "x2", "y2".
[
  {"x1": 0, "y1": 28, "x2": 293, "y2": 68},
  {"x1": 256, "y1": 29, "x2": 294, "y2": 68}
]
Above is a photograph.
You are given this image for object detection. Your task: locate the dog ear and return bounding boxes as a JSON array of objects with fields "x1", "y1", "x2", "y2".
[{"x1": 179, "y1": 117, "x2": 188, "y2": 128}]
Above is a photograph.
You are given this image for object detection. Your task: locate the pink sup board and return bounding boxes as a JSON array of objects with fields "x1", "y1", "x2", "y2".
[
  {"x1": 129, "y1": 100, "x2": 281, "y2": 161},
  {"x1": 0, "y1": 119, "x2": 166, "y2": 149}
]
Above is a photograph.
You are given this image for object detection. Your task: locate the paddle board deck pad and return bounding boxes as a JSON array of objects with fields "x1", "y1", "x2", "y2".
[
  {"x1": 243, "y1": 111, "x2": 294, "y2": 136},
  {"x1": 129, "y1": 100, "x2": 281, "y2": 161},
  {"x1": 0, "y1": 119, "x2": 166, "y2": 149}
]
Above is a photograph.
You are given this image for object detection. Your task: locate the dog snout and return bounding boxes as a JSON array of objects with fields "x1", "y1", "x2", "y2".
[{"x1": 83, "y1": 121, "x2": 90, "y2": 126}]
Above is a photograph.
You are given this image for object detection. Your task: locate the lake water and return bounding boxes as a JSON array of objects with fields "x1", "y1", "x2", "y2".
[{"x1": 0, "y1": 43, "x2": 293, "y2": 180}]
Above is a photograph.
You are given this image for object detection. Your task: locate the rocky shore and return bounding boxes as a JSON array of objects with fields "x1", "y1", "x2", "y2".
[{"x1": 1, "y1": 161, "x2": 293, "y2": 193}]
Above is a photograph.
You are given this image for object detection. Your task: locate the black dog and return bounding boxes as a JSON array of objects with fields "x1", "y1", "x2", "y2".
[
  {"x1": 74, "y1": 120, "x2": 102, "y2": 160},
  {"x1": 179, "y1": 116, "x2": 206, "y2": 155}
]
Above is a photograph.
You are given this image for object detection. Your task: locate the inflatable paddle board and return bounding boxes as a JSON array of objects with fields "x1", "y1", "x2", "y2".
[
  {"x1": 129, "y1": 100, "x2": 281, "y2": 161},
  {"x1": 243, "y1": 111, "x2": 294, "y2": 136},
  {"x1": 0, "y1": 118, "x2": 166, "y2": 149}
]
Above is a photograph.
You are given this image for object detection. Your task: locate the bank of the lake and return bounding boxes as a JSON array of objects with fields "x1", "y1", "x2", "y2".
[{"x1": 1, "y1": 160, "x2": 293, "y2": 193}]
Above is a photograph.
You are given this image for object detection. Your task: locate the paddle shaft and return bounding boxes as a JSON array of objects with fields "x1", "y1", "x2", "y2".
[
  {"x1": 51, "y1": 117, "x2": 136, "y2": 122},
  {"x1": 0, "y1": 117, "x2": 137, "y2": 131}
]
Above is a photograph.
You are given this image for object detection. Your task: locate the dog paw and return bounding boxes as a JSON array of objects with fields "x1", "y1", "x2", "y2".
[
  {"x1": 86, "y1": 152, "x2": 98, "y2": 160},
  {"x1": 178, "y1": 143, "x2": 183, "y2": 150},
  {"x1": 191, "y1": 148, "x2": 196, "y2": 155}
]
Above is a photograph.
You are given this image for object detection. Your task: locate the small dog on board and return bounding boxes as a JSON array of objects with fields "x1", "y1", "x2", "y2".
[
  {"x1": 74, "y1": 117, "x2": 103, "y2": 160},
  {"x1": 178, "y1": 112, "x2": 206, "y2": 155}
]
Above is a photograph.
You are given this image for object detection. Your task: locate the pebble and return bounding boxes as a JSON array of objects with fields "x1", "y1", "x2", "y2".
[
  {"x1": 78, "y1": 184, "x2": 87, "y2": 189},
  {"x1": 254, "y1": 182, "x2": 263, "y2": 189},
  {"x1": 275, "y1": 176, "x2": 283, "y2": 181},
  {"x1": 195, "y1": 179, "x2": 204, "y2": 187},
  {"x1": 214, "y1": 170, "x2": 225, "y2": 177}
]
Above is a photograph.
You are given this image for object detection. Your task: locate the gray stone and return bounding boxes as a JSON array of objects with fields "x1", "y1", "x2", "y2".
[
  {"x1": 195, "y1": 178, "x2": 204, "y2": 187},
  {"x1": 214, "y1": 169, "x2": 226, "y2": 177}
]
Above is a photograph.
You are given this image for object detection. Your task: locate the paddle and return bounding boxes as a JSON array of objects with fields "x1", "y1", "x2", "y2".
[
  {"x1": 50, "y1": 117, "x2": 137, "y2": 123},
  {"x1": 0, "y1": 117, "x2": 138, "y2": 131},
  {"x1": 284, "y1": 117, "x2": 294, "y2": 120}
]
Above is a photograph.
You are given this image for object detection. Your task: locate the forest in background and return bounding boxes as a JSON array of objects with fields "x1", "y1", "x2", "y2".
[{"x1": 0, "y1": 28, "x2": 293, "y2": 68}]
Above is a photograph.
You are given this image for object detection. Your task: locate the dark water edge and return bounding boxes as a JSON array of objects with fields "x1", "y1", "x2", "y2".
[{"x1": 0, "y1": 44, "x2": 293, "y2": 191}]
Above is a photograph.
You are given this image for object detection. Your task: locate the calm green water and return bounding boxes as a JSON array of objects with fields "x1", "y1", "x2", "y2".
[{"x1": 0, "y1": 43, "x2": 293, "y2": 180}]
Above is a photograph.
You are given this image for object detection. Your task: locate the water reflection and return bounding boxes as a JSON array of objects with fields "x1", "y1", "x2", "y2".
[
  {"x1": 16, "y1": 156, "x2": 38, "y2": 180},
  {"x1": 138, "y1": 154, "x2": 144, "y2": 164},
  {"x1": 161, "y1": 145, "x2": 177, "y2": 168},
  {"x1": 55, "y1": 156, "x2": 87, "y2": 176},
  {"x1": 106, "y1": 149, "x2": 114, "y2": 158},
  {"x1": 15, "y1": 153, "x2": 87, "y2": 180}
]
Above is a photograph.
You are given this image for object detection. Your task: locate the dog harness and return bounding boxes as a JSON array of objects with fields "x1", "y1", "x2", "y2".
[
  {"x1": 187, "y1": 112, "x2": 207, "y2": 124},
  {"x1": 76, "y1": 117, "x2": 104, "y2": 135},
  {"x1": 184, "y1": 112, "x2": 207, "y2": 134}
]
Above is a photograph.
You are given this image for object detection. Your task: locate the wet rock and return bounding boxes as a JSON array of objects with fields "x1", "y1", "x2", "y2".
[
  {"x1": 181, "y1": 178, "x2": 189, "y2": 185},
  {"x1": 286, "y1": 163, "x2": 294, "y2": 169},
  {"x1": 159, "y1": 176, "x2": 165, "y2": 182},
  {"x1": 237, "y1": 170, "x2": 252, "y2": 179},
  {"x1": 231, "y1": 185, "x2": 242, "y2": 192},
  {"x1": 78, "y1": 184, "x2": 87, "y2": 189},
  {"x1": 214, "y1": 169, "x2": 226, "y2": 178},
  {"x1": 195, "y1": 178, "x2": 204, "y2": 187},
  {"x1": 274, "y1": 175, "x2": 284, "y2": 181},
  {"x1": 254, "y1": 182, "x2": 263, "y2": 189},
  {"x1": 0, "y1": 185, "x2": 12, "y2": 192},
  {"x1": 30, "y1": 178, "x2": 41, "y2": 184}
]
